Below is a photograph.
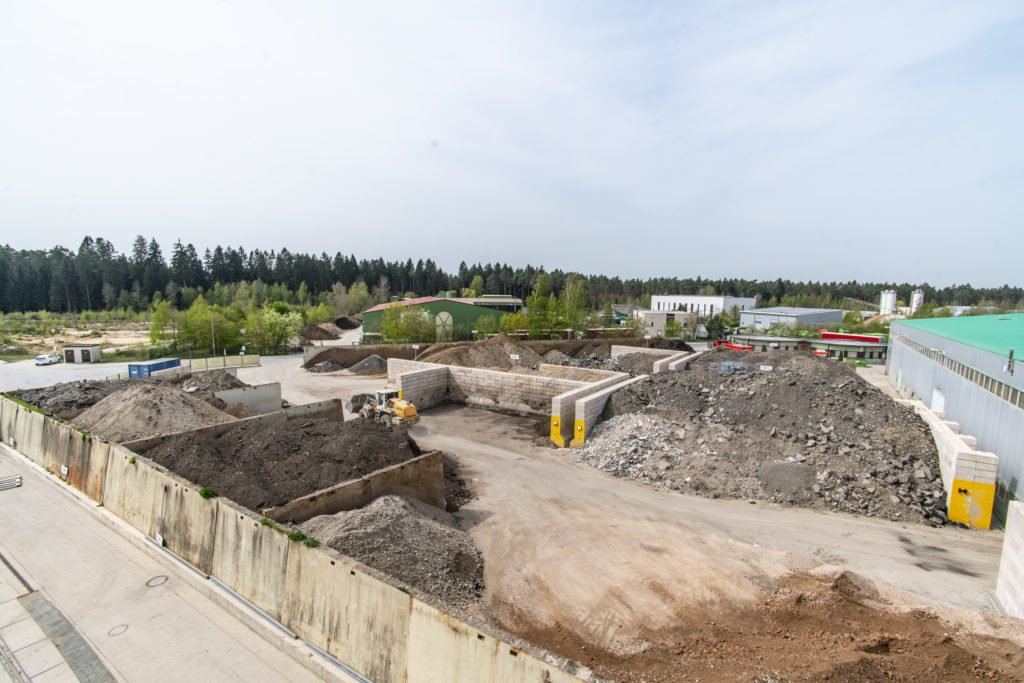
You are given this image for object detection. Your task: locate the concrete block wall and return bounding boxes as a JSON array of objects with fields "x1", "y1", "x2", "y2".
[
  {"x1": 570, "y1": 375, "x2": 648, "y2": 447},
  {"x1": 448, "y1": 366, "x2": 584, "y2": 417},
  {"x1": 550, "y1": 373, "x2": 627, "y2": 447},
  {"x1": 996, "y1": 501, "x2": 1024, "y2": 619},
  {"x1": 0, "y1": 395, "x2": 589, "y2": 683},
  {"x1": 610, "y1": 345, "x2": 678, "y2": 359},
  {"x1": 668, "y1": 348, "x2": 709, "y2": 371},
  {"x1": 653, "y1": 351, "x2": 692, "y2": 373},
  {"x1": 396, "y1": 366, "x2": 450, "y2": 410}
]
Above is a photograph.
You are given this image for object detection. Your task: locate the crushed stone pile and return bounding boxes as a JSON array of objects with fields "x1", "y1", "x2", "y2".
[
  {"x1": 178, "y1": 369, "x2": 247, "y2": 393},
  {"x1": 308, "y1": 359, "x2": 344, "y2": 373},
  {"x1": 299, "y1": 323, "x2": 340, "y2": 340},
  {"x1": 73, "y1": 384, "x2": 235, "y2": 443},
  {"x1": 300, "y1": 495, "x2": 484, "y2": 610},
  {"x1": 542, "y1": 349, "x2": 571, "y2": 364},
  {"x1": 348, "y1": 354, "x2": 387, "y2": 374},
  {"x1": 16, "y1": 379, "x2": 136, "y2": 419},
  {"x1": 417, "y1": 333, "x2": 543, "y2": 370},
  {"x1": 144, "y1": 417, "x2": 421, "y2": 511},
  {"x1": 578, "y1": 350, "x2": 947, "y2": 525}
]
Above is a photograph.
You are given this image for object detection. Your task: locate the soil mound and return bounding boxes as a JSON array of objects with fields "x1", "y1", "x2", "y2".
[
  {"x1": 542, "y1": 349, "x2": 571, "y2": 364},
  {"x1": 334, "y1": 315, "x2": 361, "y2": 330},
  {"x1": 300, "y1": 323, "x2": 340, "y2": 341},
  {"x1": 418, "y1": 333, "x2": 543, "y2": 370},
  {"x1": 16, "y1": 379, "x2": 136, "y2": 419},
  {"x1": 308, "y1": 359, "x2": 344, "y2": 373},
  {"x1": 223, "y1": 402, "x2": 257, "y2": 419},
  {"x1": 74, "y1": 384, "x2": 235, "y2": 442},
  {"x1": 145, "y1": 417, "x2": 421, "y2": 511},
  {"x1": 583, "y1": 350, "x2": 947, "y2": 524},
  {"x1": 348, "y1": 354, "x2": 386, "y2": 374},
  {"x1": 300, "y1": 495, "x2": 484, "y2": 610},
  {"x1": 531, "y1": 568, "x2": 1023, "y2": 682},
  {"x1": 614, "y1": 352, "x2": 663, "y2": 375},
  {"x1": 178, "y1": 370, "x2": 247, "y2": 393}
]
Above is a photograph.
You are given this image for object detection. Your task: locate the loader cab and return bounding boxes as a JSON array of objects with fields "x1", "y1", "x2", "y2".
[{"x1": 376, "y1": 390, "x2": 400, "y2": 408}]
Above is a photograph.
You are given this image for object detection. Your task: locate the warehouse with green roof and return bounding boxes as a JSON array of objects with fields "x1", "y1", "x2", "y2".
[{"x1": 887, "y1": 313, "x2": 1023, "y2": 527}]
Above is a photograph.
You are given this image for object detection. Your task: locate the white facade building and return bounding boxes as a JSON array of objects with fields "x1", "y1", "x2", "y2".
[
  {"x1": 739, "y1": 307, "x2": 845, "y2": 330},
  {"x1": 650, "y1": 295, "x2": 757, "y2": 318}
]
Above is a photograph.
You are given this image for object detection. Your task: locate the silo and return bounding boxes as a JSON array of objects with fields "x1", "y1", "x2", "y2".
[
  {"x1": 910, "y1": 289, "x2": 924, "y2": 314},
  {"x1": 879, "y1": 289, "x2": 896, "y2": 315}
]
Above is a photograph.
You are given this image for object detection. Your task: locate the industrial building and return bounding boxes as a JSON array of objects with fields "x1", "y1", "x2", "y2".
[
  {"x1": 739, "y1": 307, "x2": 845, "y2": 330},
  {"x1": 634, "y1": 310, "x2": 697, "y2": 337},
  {"x1": 729, "y1": 333, "x2": 888, "y2": 362},
  {"x1": 887, "y1": 314, "x2": 1023, "y2": 526},
  {"x1": 651, "y1": 294, "x2": 756, "y2": 318},
  {"x1": 362, "y1": 295, "x2": 524, "y2": 341}
]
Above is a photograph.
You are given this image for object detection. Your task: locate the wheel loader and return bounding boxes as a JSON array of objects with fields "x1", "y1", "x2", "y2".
[{"x1": 345, "y1": 390, "x2": 419, "y2": 425}]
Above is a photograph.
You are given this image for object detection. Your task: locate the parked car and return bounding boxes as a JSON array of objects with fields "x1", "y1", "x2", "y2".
[{"x1": 34, "y1": 354, "x2": 61, "y2": 365}]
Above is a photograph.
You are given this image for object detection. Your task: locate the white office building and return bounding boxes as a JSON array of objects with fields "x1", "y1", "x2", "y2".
[{"x1": 650, "y1": 295, "x2": 757, "y2": 318}]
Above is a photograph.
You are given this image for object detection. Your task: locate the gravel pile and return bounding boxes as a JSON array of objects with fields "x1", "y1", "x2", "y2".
[
  {"x1": 178, "y1": 370, "x2": 247, "y2": 392},
  {"x1": 579, "y1": 350, "x2": 947, "y2": 525},
  {"x1": 300, "y1": 495, "x2": 484, "y2": 610},
  {"x1": 418, "y1": 333, "x2": 543, "y2": 370},
  {"x1": 73, "y1": 383, "x2": 235, "y2": 442},
  {"x1": 308, "y1": 359, "x2": 344, "y2": 373},
  {"x1": 348, "y1": 354, "x2": 387, "y2": 374}
]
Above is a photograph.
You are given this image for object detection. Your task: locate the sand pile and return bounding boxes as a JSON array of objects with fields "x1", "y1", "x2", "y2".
[
  {"x1": 73, "y1": 384, "x2": 235, "y2": 442},
  {"x1": 417, "y1": 333, "x2": 543, "y2": 370},
  {"x1": 301, "y1": 495, "x2": 484, "y2": 610}
]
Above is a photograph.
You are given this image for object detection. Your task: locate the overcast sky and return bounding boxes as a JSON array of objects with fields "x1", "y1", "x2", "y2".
[{"x1": 2, "y1": 1, "x2": 1022, "y2": 287}]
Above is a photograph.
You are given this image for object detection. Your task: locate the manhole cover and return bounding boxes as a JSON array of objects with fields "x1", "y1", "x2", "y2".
[
  {"x1": 146, "y1": 575, "x2": 168, "y2": 588},
  {"x1": 107, "y1": 624, "x2": 128, "y2": 637}
]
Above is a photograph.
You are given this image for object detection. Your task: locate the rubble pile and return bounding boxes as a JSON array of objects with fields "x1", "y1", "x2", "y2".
[{"x1": 579, "y1": 350, "x2": 948, "y2": 525}]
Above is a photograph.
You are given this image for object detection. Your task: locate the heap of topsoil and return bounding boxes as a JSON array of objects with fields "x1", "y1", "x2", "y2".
[
  {"x1": 144, "y1": 417, "x2": 421, "y2": 511},
  {"x1": 300, "y1": 495, "x2": 484, "y2": 610},
  {"x1": 178, "y1": 370, "x2": 247, "y2": 393},
  {"x1": 299, "y1": 323, "x2": 340, "y2": 341},
  {"x1": 16, "y1": 380, "x2": 137, "y2": 419},
  {"x1": 417, "y1": 333, "x2": 543, "y2": 370},
  {"x1": 73, "y1": 384, "x2": 235, "y2": 443},
  {"x1": 579, "y1": 350, "x2": 948, "y2": 525}
]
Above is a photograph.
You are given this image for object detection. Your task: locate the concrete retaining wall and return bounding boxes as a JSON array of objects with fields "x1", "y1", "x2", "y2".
[
  {"x1": 906, "y1": 399, "x2": 998, "y2": 529},
  {"x1": 0, "y1": 394, "x2": 588, "y2": 682},
  {"x1": 550, "y1": 374, "x2": 627, "y2": 447},
  {"x1": 996, "y1": 501, "x2": 1024, "y2": 619},
  {"x1": 570, "y1": 375, "x2": 648, "y2": 447},
  {"x1": 396, "y1": 367, "x2": 450, "y2": 410},
  {"x1": 214, "y1": 383, "x2": 282, "y2": 415},
  {"x1": 653, "y1": 351, "x2": 692, "y2": 373},
  {"x1": 262, "y1": 451, "x2": 446, "y2": 523},
  {"x1": 610, "y1": 345, "x2": 677, "y2": 359}
]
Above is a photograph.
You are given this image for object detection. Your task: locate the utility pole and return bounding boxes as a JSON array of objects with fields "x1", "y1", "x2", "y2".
[{"x1": 210, "y1": 310, "x2": 216, "y2": 355}]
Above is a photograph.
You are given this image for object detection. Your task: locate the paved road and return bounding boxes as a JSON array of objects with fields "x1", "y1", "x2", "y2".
[
  {"x1": 0, "y1": 447, "x2": 330, "y2": 683},
  {"x1": 0, "y1": 360, "x2": 130, "y2": 394}
]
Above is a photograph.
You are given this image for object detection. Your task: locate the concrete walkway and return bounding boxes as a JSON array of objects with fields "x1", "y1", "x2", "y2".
[{"x1": 0, "y1": 447, "x2": 337, "y2": 683}]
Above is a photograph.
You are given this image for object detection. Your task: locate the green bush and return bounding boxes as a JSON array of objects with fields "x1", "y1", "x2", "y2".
[{"x1": 199, "y1": 486, "x2": 217, "y2": 499}]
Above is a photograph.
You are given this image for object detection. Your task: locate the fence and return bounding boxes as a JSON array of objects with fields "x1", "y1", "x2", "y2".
[{"x1": 107, "y1": 354, "x2": 261, "y2": 380}]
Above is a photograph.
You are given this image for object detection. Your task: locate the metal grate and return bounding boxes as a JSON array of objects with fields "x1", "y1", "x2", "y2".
[{"x1": 0, "y1": 474, "x2": 22, "y2": 491}]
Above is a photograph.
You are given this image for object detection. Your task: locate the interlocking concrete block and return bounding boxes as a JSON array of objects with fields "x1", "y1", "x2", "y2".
[{"x1": 997, "y1": 501, "x2": 1024, "y2": 618}]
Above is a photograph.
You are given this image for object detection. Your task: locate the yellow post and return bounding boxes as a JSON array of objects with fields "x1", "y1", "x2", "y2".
[
  {"x1": 948, "y1": 479, "x2": 995, "y2": 529},
  {"x1": 550, "y1": 417, "x2": 565, "y2": 447}
]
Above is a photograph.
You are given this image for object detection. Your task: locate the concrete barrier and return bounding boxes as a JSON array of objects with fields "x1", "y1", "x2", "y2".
[
  {"x1": 550, "y1": 374, "x2": 627, "y2": 447},
  {"x1": 395, "y1": 366, "x2": 450, "y2": 410},
  {"x1": 159, "y1": 478, "x2": 221, "y2": 575},
  {"x1": 214, "y1": 383, "x2": 282, "y2": 415},
  {"x1": 0, "y1": 392, "x2": 593, "y2": 682},
  {"x1": 653, "y1": 351, "x2": 691, "y2": 373},
  {"x1": 13, "y1": 406, "x2": 47, "y2": 464},
  {"x1": 211, "y1": 498, "x2": 291, "y2": 621},
  {"x1": 281, "y1": 542, "x2": 412, "y2": 681},
  {"x1": 668, "y1": 348, "x2": 709, "y2": 371},
  {"x1": 610, "y1": 345, "x2": 677, "y2": 359},
  {"x1": 996, "y1": 501, "x2": 1024, "y2": 619},
  {"x1": 262, "y1": 451, "x2": 446, "y2": 524},
  {"x1": 908, "y1": 399, "x2": 998, "y2": 529},
  {"x1": 570, "y1": 375, "x2": 648, "y2": 447}
]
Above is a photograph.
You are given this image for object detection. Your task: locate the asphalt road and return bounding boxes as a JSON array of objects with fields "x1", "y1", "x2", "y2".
[{"x1": 0, "y1": 359, "x2": 130, "y2": 394}]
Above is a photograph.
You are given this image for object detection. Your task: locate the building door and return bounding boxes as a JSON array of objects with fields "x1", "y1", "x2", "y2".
[
  {"x1": 82, "y1": 349, "x2": 91, "y2": 362},
  {"x1": 64, "y1": 350, "x2": 74, "y2": 363},
  {"x1": 930, "y1": 388, "x2": 946, "y2": 413}
]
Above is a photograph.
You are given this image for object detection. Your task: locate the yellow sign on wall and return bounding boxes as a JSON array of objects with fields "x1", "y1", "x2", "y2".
[{"x1": 948, "y1": 479, "x2": 995, "y2": 529}]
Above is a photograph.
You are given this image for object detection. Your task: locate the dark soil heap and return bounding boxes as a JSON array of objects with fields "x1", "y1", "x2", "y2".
[
  {"x1": 417, "y1": 333, "x2": 543, "y2": 370},
  {"x1": 144, "y1": 417, "x2": 421, "y2": 511},
  {"x1": 16, "y1": 379, "x2": 137, "y2": 419},
  {"x1": 299, "y1": 323, "x2": 340, "y2": 341},
  {"x1": 583, "y1": 350, "x2": 947, "y2": 525},
  {"x1": 348, "y1": 354, "x2": 387, "y2": 374},
  {"x1": 300, "y1": 495, "x2": 484, "y2": 610},
  {"x1": 177, "y1": 370, "x2": 247, "y2": 392}
]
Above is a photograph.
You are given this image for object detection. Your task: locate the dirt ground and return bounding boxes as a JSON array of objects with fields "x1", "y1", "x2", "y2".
[
  {"x1": 409, "y1": 406, "x2": 1020, "y2": 682},
  {"x1": 584, "y1": 350, "x2": 946, "y2": 525},
  {"x1": 6, "y1": 321, "x2": 151, "y2": 356}
]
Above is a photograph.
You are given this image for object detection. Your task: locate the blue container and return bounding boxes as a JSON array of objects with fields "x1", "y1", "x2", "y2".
[{"x1": 128, "y1": 358, "x2": 181, "y2": 378}]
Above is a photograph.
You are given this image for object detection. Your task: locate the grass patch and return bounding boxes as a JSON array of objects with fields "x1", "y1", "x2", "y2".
[
  {"x1": 199, "y1": 486, "x2": 217, "y2": 499},
  {"x1": 287, "y1": 530, "x2": 307, "y2": 542},
  {"x1": 260, "y1": 518, "x2": 284, "y2": 532},
  {"x1": 302, "y1": 538, "x2": 319, "y2": 548}
]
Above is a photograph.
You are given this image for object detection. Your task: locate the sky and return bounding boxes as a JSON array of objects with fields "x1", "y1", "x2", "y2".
[{"x1": 1, "y1": 1, "x2": 1022, "y2": 287}]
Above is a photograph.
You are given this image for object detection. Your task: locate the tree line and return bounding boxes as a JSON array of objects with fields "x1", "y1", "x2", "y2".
[{"x1": 1, "y1": 236, "x2": 1021, "y2": 315}]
